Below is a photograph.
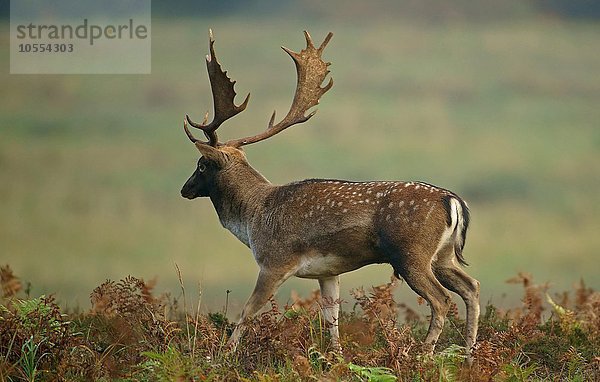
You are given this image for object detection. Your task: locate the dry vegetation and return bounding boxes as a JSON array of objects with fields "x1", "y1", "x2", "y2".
[{"x1": 1, "y1": 265, "x2": 598, "y2": 381}]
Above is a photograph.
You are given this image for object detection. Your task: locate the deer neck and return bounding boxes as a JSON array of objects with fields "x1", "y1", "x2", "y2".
[{"x1": 209, "y1": 162, "x2": 271, "y2": 246}]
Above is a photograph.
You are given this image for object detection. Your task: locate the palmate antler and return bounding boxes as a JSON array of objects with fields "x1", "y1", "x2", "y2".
[
  {"x1": 184, "y1": 30, "x2": 333, "y2": 148},
  {"x1": 185, "y1": 29, "x2": 250, "y2": 147},
  {"x1": 225, "y1": 31, "x2": 333, "y2": 147}
]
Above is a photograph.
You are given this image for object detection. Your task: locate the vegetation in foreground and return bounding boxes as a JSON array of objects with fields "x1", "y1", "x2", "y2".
[{"x1": 0, "y1": 265, "x2": 598, "y2": 381}]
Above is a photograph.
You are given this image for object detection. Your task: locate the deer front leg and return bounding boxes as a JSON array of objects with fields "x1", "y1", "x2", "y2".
[
  {"x1": 227, "y1": 268, "x2": 291, "y2": 350},
  {"x1": 319, "y1": 276, "x2": 341, "y2": 352}
]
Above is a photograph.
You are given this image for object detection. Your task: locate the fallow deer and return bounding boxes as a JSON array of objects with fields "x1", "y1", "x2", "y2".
[{"x1": 180, "y1": 30, "x2": 480, "y2": 360}]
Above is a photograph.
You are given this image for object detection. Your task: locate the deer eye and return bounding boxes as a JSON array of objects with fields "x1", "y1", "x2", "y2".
[{"x1": 198, "y1": 163, "x2": 207, "y2": 172}]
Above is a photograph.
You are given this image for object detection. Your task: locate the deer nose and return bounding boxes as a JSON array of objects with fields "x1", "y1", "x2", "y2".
[{"x1": 181, "y1": 186, "x2": 194, "y2": 199}]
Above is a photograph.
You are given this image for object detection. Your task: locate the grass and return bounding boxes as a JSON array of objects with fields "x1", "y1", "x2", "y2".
[
  {"x1": 0, "y1": 15, "x2": 599, "y2": 313},
  {"x1": 1, "y1": 265, "x2": 599, "y2": 380}
]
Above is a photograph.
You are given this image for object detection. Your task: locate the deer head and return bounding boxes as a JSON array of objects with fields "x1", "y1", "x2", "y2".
[{"x1": 181, "y1": 30, "x2": 333, "y2": 200}]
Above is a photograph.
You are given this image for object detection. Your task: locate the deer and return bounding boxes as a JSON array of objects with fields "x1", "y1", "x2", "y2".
[{"x1": 180, "y1": 30, "x2": 480, "y2": 361}]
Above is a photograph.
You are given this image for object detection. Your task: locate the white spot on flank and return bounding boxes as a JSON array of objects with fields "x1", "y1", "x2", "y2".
[
  {"x1": 388, "y1": 202, "x2": 394, "y2": 208},
  {"x1": 342, "y1": 208, "x2": 348, "y2": 213},
  {"x1": 425, "y1": 204, "x2": 435, "y2": 221},
  {"x1": 409, "y1": 200, "x2": 415, "y2": 205}
]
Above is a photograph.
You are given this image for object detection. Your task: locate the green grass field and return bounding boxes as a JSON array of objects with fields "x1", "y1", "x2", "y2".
[{"x1": 1, "y1": 15, "x2": 599, "y2": 315}]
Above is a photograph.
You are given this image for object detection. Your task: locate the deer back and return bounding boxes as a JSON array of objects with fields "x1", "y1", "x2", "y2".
[{"x1": 247, "y1": 179, "x2": 465, "y2": 277}]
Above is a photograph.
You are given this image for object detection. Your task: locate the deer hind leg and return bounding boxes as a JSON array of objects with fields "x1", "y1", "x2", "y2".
[
  {"x1": 398, "y1": 258, "x2": 452, "y2": 352},
  {"x1": 432, "y1": 251, "x2": 480, "y2": 362},
  {"x1": 227, "y1": 268, "x2": 292, "y2": 349},
  {"x1": 318, "y1": 275, "x2": 341, "y2": 352}
]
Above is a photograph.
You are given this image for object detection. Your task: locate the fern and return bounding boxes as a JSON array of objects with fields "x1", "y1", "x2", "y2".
[
  {"x1": 141, "y1": 346, "x2": 201, "y2": 381},
  {"x1": 348, "y1": 363, "x2": 398, "y2": 382},
  {"x1": 432, "y1": 344, "x2": 467, "y2": 382},
  {"x1": 498, "y1": 361, "x2": 539, "y2": 382},
  {"x1": 12, "y1": 296, "x2": 63, "y2": 334}
]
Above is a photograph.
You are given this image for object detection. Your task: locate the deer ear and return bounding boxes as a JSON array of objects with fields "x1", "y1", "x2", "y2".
[{"x1": 194, "y1": 142, "x2": 225, "y2": 163}]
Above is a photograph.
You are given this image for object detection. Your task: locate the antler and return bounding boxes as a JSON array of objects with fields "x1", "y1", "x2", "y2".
[
  {"x1": 185, "y1": 29, "x2": 250, "y2": 147},
  {"x1": 225, "y1": 31, "x2": 333, "y2": 147}
]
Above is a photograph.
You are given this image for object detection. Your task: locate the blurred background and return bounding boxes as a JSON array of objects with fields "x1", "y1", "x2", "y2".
[{"x1": 1, "y1": 1, "x2": 599, "y2": 315}]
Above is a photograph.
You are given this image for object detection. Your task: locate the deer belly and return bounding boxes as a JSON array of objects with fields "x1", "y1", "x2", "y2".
[{"x1": 294, "y1": 252, "x2": 368, "y2": 279}]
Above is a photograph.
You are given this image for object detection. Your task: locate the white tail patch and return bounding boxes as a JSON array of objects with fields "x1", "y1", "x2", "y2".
[
  {"x1": 432, "y1": 198, "x2": 460, "y2": 263},
  {"x1": 453, "y1": 199, "x2": 466, "y2": 253}
]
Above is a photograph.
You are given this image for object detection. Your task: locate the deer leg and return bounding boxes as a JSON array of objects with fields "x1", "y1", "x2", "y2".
[
  {"x1": 227, "y1": 268, "x2": 291, "y2": 349},
  {"x1": 400, "y1": 264, "x2": 452, "y2": 353},
  {"x1": 318, "y1": 275, "x2": 341, "y2": 352},
  {"x1": 433, "y1": 261, "x2": 480, "y2": 363}
]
